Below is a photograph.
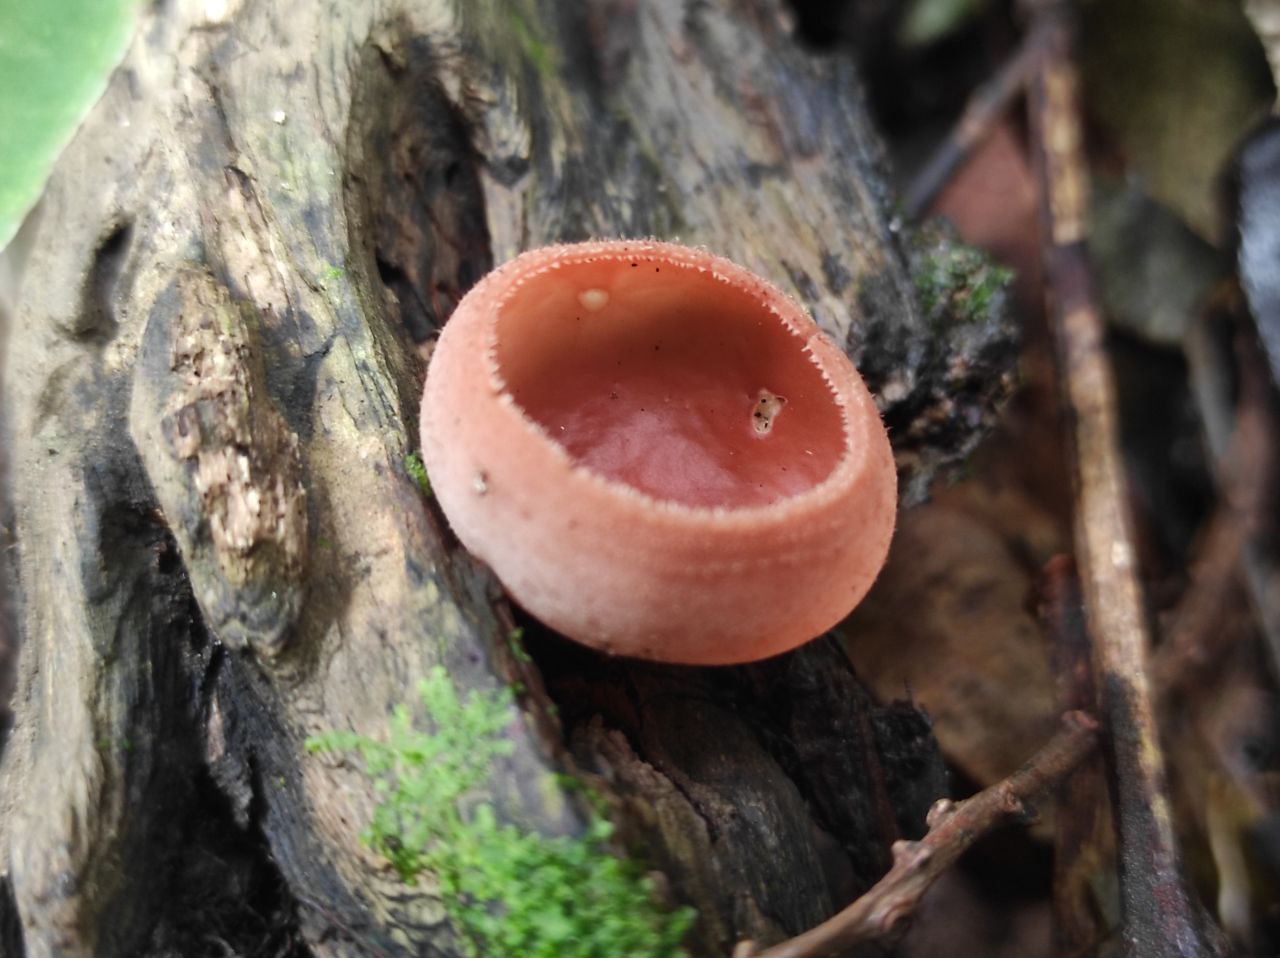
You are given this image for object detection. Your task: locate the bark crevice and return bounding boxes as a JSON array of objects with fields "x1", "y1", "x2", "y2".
[{"x1": 0, "y1": 2, "x2": 1015, "y2": 954}]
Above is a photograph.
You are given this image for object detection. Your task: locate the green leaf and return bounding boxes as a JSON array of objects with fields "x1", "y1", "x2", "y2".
[
  {"x1": 0, "y1": 0, "x2": 138, "y2": 249},
  {"x1": 898, "y1": 0, "x2": 986, "y2": 48}
]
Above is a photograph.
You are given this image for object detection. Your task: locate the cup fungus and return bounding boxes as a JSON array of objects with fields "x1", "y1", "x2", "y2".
[{"x1": 420, "y1": 240, "x2": 896, "y2": 664}]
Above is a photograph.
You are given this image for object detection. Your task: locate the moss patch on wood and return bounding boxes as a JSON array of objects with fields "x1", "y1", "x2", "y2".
[
  {"x1": 404, "y1": 451, "x2": 432, "y2": 498},
  {"x1": 308, "y1": 667, "x2": 694, "y2": 957},
  {"x1": 910, "y1": 223, "x2": 1015, "y2": 330}
]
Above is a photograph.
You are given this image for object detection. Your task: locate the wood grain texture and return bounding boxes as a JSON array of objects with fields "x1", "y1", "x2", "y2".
[{"x1": 0, "y1": 1, "x2": 1012, "y2": 954}]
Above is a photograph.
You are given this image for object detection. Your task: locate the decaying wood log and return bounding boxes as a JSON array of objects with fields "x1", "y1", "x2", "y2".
[{"x1": 0, "y1": 1, "x2": 1015, "y2": 955}]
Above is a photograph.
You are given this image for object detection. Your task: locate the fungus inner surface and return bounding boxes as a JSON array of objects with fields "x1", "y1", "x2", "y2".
[{"x1": 494, "y1": 256, "x2": 848, "y2": 508}]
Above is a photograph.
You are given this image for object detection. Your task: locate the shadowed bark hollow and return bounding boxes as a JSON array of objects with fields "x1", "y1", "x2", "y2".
[{"x1": 0, "y1": 1, "x2": 1015, "y2": 955}]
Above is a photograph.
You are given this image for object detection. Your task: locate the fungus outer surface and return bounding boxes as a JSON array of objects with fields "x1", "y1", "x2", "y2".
[{"x1": 420, "y1": 240, "x2": 897, "y2": 664}]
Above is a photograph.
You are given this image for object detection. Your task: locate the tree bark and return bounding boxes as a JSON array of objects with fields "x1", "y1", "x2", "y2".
[{"x1": 0, "y1": 1, "x2": 1015, "y2": 955}]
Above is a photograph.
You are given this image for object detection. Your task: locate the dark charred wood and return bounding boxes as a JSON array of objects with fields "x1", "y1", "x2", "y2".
[
  {"x1": 0, "y1": 1, "x2": 1013, "y2": 955},
  {"x1": 539, "y1": 632, "x2": 949, "y2": 954}
]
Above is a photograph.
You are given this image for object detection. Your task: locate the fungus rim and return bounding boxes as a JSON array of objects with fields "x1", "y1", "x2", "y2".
[{"x1": 474, "y1": 239, "x2": 882, "y2": 527}]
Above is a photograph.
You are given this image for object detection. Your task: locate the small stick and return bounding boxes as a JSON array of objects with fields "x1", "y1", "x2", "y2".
[
  {"x1": 902, "y1": 21, "x2": 1055, "y2": 220},
  {"x1": 1224, "y1": 331, "x2": 1280, "y2": 677},
  {"x1": 1150, "y1": 508, "x2": 1247, "y2": 698},
  {"x1": 1024, "y1": 4, "x2": 1226, "y2": 954},
  {"x1": 1040, "y1": 555, "x2": 1112, "y2": 958},
  {"x1": 739, "y1": 712, "x2": 1099, "y2": 958},
  {"x1": 1184, "y1": 306, "x2": 1280, "y2": 679}
]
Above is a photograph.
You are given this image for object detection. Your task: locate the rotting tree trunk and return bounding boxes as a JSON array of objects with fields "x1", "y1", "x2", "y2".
[{"x1": 0, "y1": 1, "x2": 1016, "y2": 956}]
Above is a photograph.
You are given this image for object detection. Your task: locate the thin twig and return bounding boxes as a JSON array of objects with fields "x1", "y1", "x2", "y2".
[
  {"x1": 902, "y1": 20, "x2": 1055, "y2": 220},
  {"x1": 737, "y1": 711, "x2": 1099, "y2": 958},
  {"x1": 1024, "y1": 3, "x2": 1226, "y2": 954},
  {"x1": 1224, "y1": 333, "x2": 1280, "y2": 678},
  {"x1": 1184, "y1": 300, "x2": 1280, "y2": 679},
  {"x1": 1040, "y1": 555, "x2": 1113, "y2": 958},
  {"x1": 1150, "y1": 508, "x2": 1248, "y2": 698}
]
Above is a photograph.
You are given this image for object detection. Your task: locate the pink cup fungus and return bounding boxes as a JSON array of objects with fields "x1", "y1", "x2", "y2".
[{"x1": 419, "y1": 240, "x2": 896, "y2": 665}]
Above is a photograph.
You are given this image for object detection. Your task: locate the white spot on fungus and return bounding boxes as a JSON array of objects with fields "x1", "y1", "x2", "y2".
[
  {"x1": 751, "y1": 389, "x2": 786, "y2": 435},
  {"x1": 578, "y1": 288, "x2": 609, "y2": 312}
]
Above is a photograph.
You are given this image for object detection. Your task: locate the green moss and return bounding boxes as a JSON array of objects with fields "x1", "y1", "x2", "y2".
[
  {"x1": 404, "y1": 452, "x2": 431, "y2": 498},
  {"x1": 911, "y1": 227, "x2": 1013, "y2": 328},
  {"x1": 307, "y1": 667, "x2": 693, "y2": 957},
  {"x1": 507, "y1": 627, "x2": 533, "y2": 664}
]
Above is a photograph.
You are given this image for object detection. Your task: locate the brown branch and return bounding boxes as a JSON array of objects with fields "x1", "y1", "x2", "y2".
[
  {"x1": 1039, "y1": 555, "x2": 1113, "y2": 957},
  {"x1": 902, "y1": 20, "x2": 1055, "y2": 220},
  {"x1": 1149, "y1": 508, "x2": 1248, "y2": 699},
  {"x1": 1222, "y1": 333, "x2": 1280, "y2": 679},
  {"x1": 1024, "y1": 3, "x2": 1226, "y2": 954},
  {"x1": 1184, "y1": 301, "x2": 1280, "y2": 679},
  {"x1": 736, "y1": 711, "x2": 1099, "y2": 958}
]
